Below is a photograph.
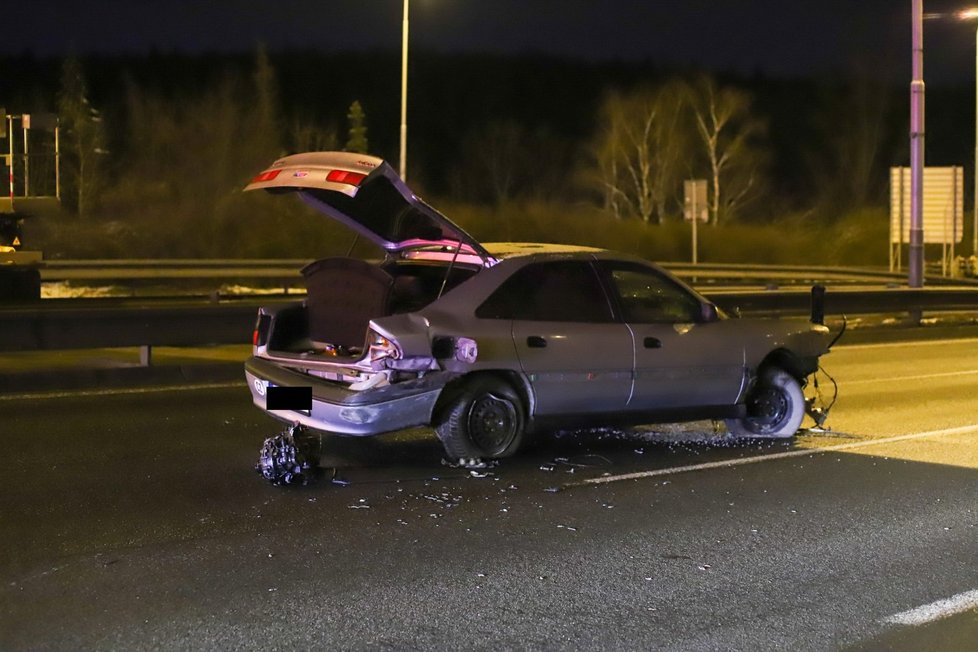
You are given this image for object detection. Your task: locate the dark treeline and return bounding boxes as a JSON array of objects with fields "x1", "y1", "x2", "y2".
[
  {"x1": 9, "y1": 49, "x2": 973, "y2": 202},
  {"x1": 1, "y1": 48, "x2": 974, "y2": 260}
]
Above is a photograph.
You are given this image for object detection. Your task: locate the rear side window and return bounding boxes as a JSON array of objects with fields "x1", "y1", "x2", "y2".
[{"x1": 476, "y1": 261, "x2": 614, "y2": 322}]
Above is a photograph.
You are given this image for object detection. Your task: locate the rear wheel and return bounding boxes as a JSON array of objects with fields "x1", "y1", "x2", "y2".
[
  {"x1": 726, "y1": 368, "x2": 805, "y2": 439},
  {"x1": 436, "y1": 377, "x2": 526, "y2": 460}
]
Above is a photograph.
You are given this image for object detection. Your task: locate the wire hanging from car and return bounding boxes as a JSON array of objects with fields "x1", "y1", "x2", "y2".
[
  {"x1": 437, "y1": 239, "x2": 464, "y2": 300},
  {"x1": 827, "y1": 314, "x2": 848, "y2": 350}
]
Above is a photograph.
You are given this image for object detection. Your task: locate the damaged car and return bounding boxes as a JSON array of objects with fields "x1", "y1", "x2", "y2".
[{"x1": 244, "y1": 152, "x2": 838, "y2": 485}]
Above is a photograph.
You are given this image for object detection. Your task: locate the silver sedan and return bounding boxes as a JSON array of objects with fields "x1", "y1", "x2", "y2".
[{"x1": 243, "y1": 152, "x2": 836, "y2": 484}]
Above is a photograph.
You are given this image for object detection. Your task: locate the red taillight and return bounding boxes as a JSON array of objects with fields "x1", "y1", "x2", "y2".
[
  {"x1": 326, "y1": 169, "x2": 367, "y2": 186},
  {"x1": 251, "y1": 169, "x2": 281, "y2": 183},
  {"x1": 253, "y1": 312, "x2": 271, "y2": 347}
]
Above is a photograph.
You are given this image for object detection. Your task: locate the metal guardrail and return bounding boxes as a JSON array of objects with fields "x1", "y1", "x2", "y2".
[
  {"x1": 38, "y1": 259, "x2": 978, "y2": 296},
  {"x1": 38, "y1": 259, "x2": 977, "y2": 291},
  {"x1": 707, "y1": 287, "x2": 978, "y2": 315},
  {"x1": 0, "y1": 300, "x2": 264, "y2": 353},
  {"x1": 668, "y1": 262, "x2": 911, "y2": 285},
  {"x1": 2, "y1": 287, "x2": 978, "y2": 355}
]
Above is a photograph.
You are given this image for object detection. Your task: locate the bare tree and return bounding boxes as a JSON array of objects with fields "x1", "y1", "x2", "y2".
[
  {"x1": 58, "y1": 55, "x2": 106, "y2": 218},
  {"x1": 252, "y1": 46, "x2": 278, "y2": 138},
  {"x1": 648, "y1": 80, "x2": 693, "y2": 222},
  {"x1": 594, "y1": 84, "x2": 691, "y2": 223},
  {"x1": 593, "y1": 110, "x2": 626, "y2": 219},
  {"x1": 115, "y1": 46, "x2": 288, "y2": 246},
  {"x1": 462, "y1": 121, "x2": 524, "y2": 205},
  {"x1": 249, "y1": 45, "x2": 282, "y2": 166},
  {"x1": 290, "y1": 119, "x2": 338, "y2": 154},
  {"x1": 456, "y1": 121, "x2": 561, "y2": 205},
  {"x1": 807, "y1": 72, "x2": 891, "y2": 213},
  {"x1": 596, "y1": 90, "x2": 655, "y2": 221},
  {"x1": 689, "y1": 77, "x2": 765, "y2": 224}
]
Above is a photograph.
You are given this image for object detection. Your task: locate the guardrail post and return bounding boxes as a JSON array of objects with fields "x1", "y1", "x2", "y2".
[
  {"x1": 140, "y1": 345, "x2": 152, "y2": 367},
  {"x1": 810, "y1": 284, "x2": 826, "y2": 325}
]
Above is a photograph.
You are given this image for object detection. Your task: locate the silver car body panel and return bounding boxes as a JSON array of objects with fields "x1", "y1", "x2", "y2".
[
  {"x1": 625, "y1": 321, "x2": 747, "y2": 410},
  {"x1": 511, "y1": 320, "x2": 634, "y2": 414}
]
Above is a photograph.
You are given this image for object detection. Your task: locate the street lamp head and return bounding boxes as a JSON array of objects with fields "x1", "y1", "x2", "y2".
[{"x1": 957, "y1": 7, "x2": 978, "y2": 20}]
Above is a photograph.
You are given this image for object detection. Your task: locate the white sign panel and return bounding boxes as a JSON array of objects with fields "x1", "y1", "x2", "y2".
[
  {"x1": 683, "y1": 179, "x2": 708, "y2": 223},
  {"x1": 889, "y1": 166, "x2": 963, "y2": 244}
]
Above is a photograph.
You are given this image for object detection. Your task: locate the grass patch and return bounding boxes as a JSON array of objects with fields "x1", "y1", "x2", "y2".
[{"x1": 27, "y1": 195, "x2": 891, "y2": 267}]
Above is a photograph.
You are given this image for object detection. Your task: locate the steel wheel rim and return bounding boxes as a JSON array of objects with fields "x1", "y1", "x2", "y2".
[
  {"x1": 467, "y1": 393, "x2": 518, "y2": 455},
  {"x1": 746, "y1": 386, "x2": 789, "y2": 432}
]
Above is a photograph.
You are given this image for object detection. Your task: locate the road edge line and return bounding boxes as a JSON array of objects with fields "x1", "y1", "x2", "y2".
[
  {"x1": 570, "y1": 424, "x2": 978, "y2": 488},
  {"x1": 884, "y1": 589, "x2": 978, "y2": 626}
]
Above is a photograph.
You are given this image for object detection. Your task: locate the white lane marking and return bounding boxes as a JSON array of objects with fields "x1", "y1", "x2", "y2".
[
  {"x1": 845, "y1": 369, "x2": 978, "y2": 385},
  {"x1": 572, "y1": 424, "x2": 978, "y2": 487},
  {"x1": 0, "y1": 381, "x2": 245, "y2": 402},
  {"x1": 884, "y1": 589, "x2": 978, "y2": 626},
  {"x1": 840, "y1": 337, "x2": 978, "y2": 351}
]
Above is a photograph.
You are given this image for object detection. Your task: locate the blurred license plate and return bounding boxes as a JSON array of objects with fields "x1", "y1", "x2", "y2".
[{"x1": 266, "y1": 385, "x2": 312, "y2": 414}]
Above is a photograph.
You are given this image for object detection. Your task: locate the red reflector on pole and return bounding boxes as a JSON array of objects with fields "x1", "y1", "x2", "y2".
[
  {"x1": 251, "y1": 169, "x2": 281, "y2": 183},
  {"x1": 326, "y1": 169, "x2": 367, "y2": 186}
]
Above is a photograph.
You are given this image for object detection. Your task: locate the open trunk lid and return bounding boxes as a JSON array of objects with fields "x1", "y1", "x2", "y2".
[{"x1": 245, "y1": 151, "x2": 493, "y2": 263}]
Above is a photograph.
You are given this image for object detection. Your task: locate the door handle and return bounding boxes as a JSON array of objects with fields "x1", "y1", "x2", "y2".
[
  {"x1": 643, "y1": 337, "x2": 662, "y2": 349},
  {"x1": 527, "y1": 336, "x2": 547, "y2": 348}
]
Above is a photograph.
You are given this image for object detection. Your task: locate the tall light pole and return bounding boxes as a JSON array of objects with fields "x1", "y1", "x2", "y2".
[
  {"x1": 399, "y1": 0, "x2": 409, "y2": 181},
  {"x1": 910, "y1": 0, "x2": 925, "y2": 288},
  {"x1": 960, "y1": 8, "x2": 978, "y2": 256}
]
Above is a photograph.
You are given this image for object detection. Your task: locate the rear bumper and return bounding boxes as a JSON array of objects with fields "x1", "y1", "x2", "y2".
[{"x1": 244, "y1": 356, "x2": 449, "y2": 436}]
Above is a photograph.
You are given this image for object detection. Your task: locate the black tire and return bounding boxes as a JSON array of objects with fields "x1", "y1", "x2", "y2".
[
  {"x1": 435, "y1": 377, "x2": 526, "y2": 460},
  {"x1": 726, "y1": 368, "x2": 805, "y2": 439}
]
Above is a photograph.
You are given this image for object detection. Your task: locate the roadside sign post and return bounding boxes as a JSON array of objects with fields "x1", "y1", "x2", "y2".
[
  {"x1": 22, "y1": 114, "x2": 30, "y2": 197},
  {"x1": 890, "y1": 166, "x2": 963, "y2": 276},
  {"x1": 5, "y1": 112, "x2": 13, "y2": 207},
  {"x1": 684, "y1": 179, "x2": 708, "y2": 264}
]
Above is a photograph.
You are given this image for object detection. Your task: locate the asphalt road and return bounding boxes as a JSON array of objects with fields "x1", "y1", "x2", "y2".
[{"x1": 2, "y1": 338, "x2": 978, "y2": 650}]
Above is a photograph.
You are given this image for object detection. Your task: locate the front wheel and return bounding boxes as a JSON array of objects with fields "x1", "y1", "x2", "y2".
[
  {"x1": 726, "y1": 368, "x2": 805, "y2": 439},
  {"x1": 435, "y1": 377, "x2": 526, "y2": 461}
]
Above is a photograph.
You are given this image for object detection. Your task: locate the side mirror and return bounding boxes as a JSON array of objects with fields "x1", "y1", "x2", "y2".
[{"x1": 700, "y1": 302, "x2": 719, "y2": 323}]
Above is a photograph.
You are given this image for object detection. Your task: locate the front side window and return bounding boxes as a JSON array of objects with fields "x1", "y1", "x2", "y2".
[
  {"x1": 602, "y1": 263, "x2": 702, "y2": 324},
  {"x1": 476, "y1": 261, "x2": 614, "y2": 323}
]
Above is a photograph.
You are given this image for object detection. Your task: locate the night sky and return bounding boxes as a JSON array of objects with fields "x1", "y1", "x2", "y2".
[{"x1": 6, "y1": 1, "x2": 978, "y2": 84}]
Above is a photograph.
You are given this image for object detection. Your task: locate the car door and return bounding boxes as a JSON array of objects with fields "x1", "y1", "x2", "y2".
[
  {"x1": 598, "y1": 260, "x2": 746, "y2": 411},
  {"x1": 476, "y1": 259, "x2": 633, "y2": 416}
]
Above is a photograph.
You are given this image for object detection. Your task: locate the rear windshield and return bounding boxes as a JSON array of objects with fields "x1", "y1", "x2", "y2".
[
  {"x1": 383, "y1": 262, "x2": 479, "y2": 313},
  {"x1": 306, "y1": 182, "x2": 456, "y2": 244}
]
